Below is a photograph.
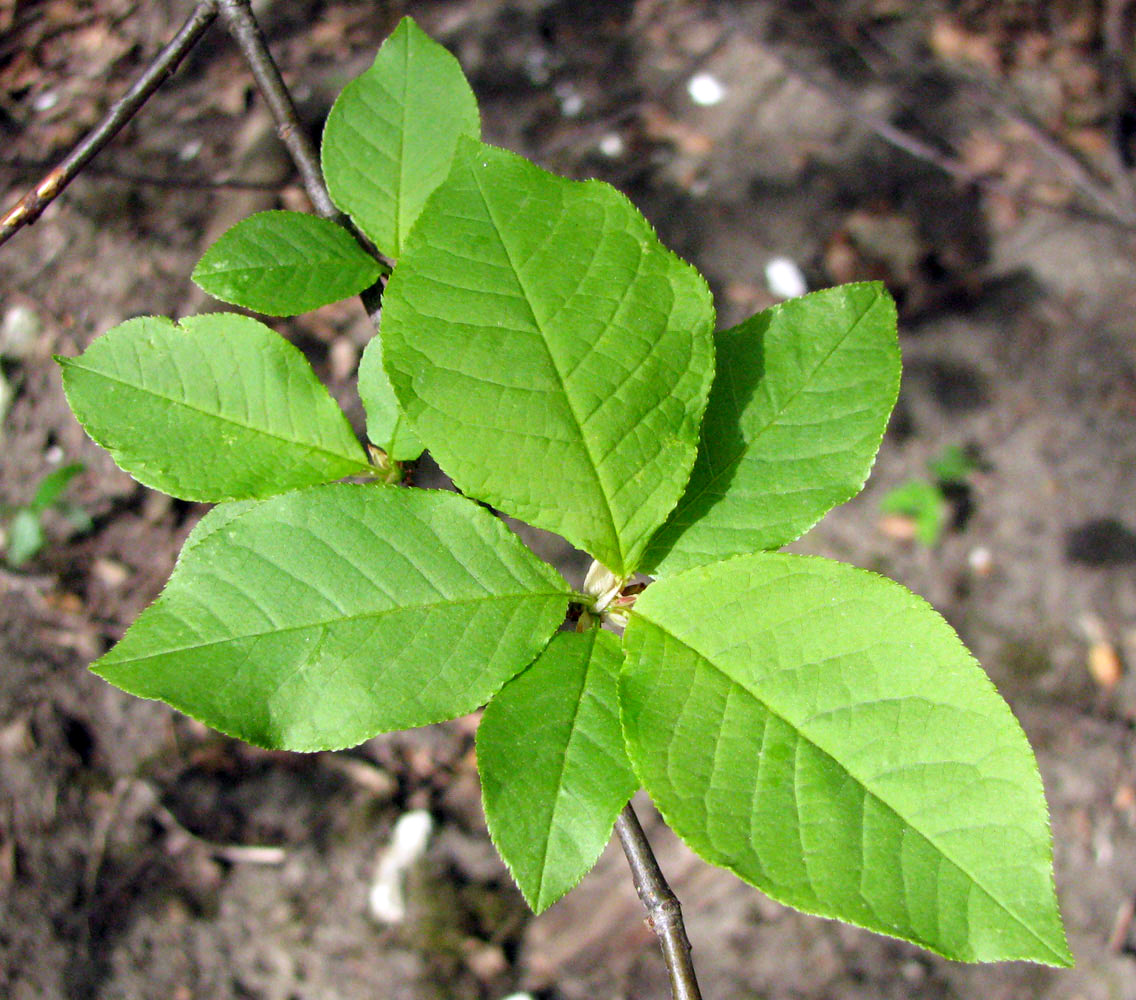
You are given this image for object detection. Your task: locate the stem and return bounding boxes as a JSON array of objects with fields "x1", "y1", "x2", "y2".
[
  {"x1": 217, "y1": 0, "x2": 337, "y2": 221},
  {"x1": 217, "y1": 0, "x2": 394, "y2": 278},
  {"x1": 615, "y1": 802, "x2": 703, "y2": 1000},
  {"x1": 0, "y1": 0, "x2": 221, "y2": 248},
  {"x1": 0, "y1": 156, "x2": 286, "y2": 192}
]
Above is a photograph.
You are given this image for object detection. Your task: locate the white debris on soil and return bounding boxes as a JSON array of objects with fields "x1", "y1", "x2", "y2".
[
  {"x1": 0, "y1": 305, "x2": 43, "y2": 360},
  {"x1": 764, "y1": 256, "x2": 808, "y2": 299},
  {"x1": 967, "y1": 545, "x2": 993, "y2": 575},
  {"x1": 555, "y1": 81, "x2": 584, "y2": 117},
  {"x1": 368, "y1": 809, "x2": 434, "y2": 924},
  {"x1": 32, "y1": 90, "x2": 59, "y2": 112},
  {"x1": 598, "y1": 132, "x2": 625, "y2": 158},
  {"x1": 687, "y1": 71, "x2": 726, "y2": 106}
]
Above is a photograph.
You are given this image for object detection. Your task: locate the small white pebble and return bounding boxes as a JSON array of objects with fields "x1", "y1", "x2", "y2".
[
  {"x1": 687, "y1": 72, "x2": 726, "y2": 107},
  {"x1": 967, "y1": 546, "x2": 993, "y2": 575},
  {"x1": 598, "y1": 132, "x2": 625, "y2": 158},
  {"x1": 32, "y1": 90, "x2": 59, "y2": 112},
  {"x1": 555, "y1": 82, "x2": 584, "y2": 118},
  {"x1": 764, "y1": 257, "x2": 808, "y2": 299},
  {"x1": 44, "y1": 445, "x2": 64, "y2": 465},
  {"x1": 178, "y1": 139, "x2": 203, "y2": 162},
  {"x1": 524, "y1": 48, "x2": 550, "y2": 85},
  {"x1": 0, "y1": 304, "x2": 43, "y2": 360}
]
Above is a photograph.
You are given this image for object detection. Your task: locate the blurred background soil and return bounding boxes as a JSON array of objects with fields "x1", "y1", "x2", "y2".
[{"x1": 2, "y1": 1, "x2": 1136, "y2": 997}]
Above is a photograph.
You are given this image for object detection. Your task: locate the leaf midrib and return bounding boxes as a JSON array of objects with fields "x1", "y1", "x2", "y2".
[
  {"x1": 633, "y1": 615, "x2": 1065, "y2": 963},
  {"x1": 667, "y1": 290, "x2": 884, "y2": 524},
  {"x1": 466, "y1": 163, "x2": 624, "y2": 570},
  {"x1": 101, "y1": 589, "x2": 569, "y2": 667},
  {"x1": 63, "y1": 362, "x2": 371, "y2": 473},
  {"x1": 533, "y1": 630, "x2": 595, "y2": 907}
]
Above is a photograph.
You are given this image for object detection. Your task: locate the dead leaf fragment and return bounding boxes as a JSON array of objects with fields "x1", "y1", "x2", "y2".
[{"x1": 1089, "y1": 640, "x2": 1123, "y2": 689}]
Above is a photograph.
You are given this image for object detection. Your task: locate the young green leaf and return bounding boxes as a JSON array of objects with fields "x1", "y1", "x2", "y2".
[
  {"x1": 94, "y1": 484, "x2": 571, "y2": 751},
  {"x1": 642, "y1": 283, "x2": 900, "y2": 577},
  {"x1": 478, "y1": 628, "x2": 637, "y2": 913},
  {"x1": 880, "y1": 478, "x2": 949, "y2": 546},
  {"x1": 621, "y1": 552, "x2": 1070, "y2": 966},
  {"x1": 383, "y1": 140, "x2": 715, "y2": 576},
  {"x1": 358, "y1": 333, "x2": 423, "y2": 461},
  {"x1": 56, "y1": 314, "x2": 372, "y2": 502},
  {"x1": 321, "y1": 15, "x2": 480, "y2": 257},
  {"x1": 191, "y1": 211, "x2": 383, "y2": 316},
  {"x1": 5, "y1": 509, "x2": 44, "y2": 566},
  {"x1": 29, "y1": 462, "x2": 84, "y2": 513}
]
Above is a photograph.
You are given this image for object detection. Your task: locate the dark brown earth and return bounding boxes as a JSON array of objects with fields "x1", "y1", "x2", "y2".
[{"x1": 2, "y1": 2, "x2": 1136, "y2": 998}]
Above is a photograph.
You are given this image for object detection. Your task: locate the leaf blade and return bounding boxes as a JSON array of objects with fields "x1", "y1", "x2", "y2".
[
  {"x1": 358, "y1": 333, "x2": 423, "y2": 461},
  {"x1": 383, "y1": 140, "x2": 715, "y2": 575},
  {"x1": 94, "y1": 484, "x2": 570, "y2": 751},
  {"x1": 191, "y1": 211, "x2": 383, "y2": 316},
  {"x1": 478, "y1": 628, "x2": 637, "y2": 912},
  {"x1": 321, "y1": 16, "x2": 480, "y2": 256},
  {"x1": 57, "y1": 314, "x2": 371, "y2": 501},
  {"x1": 622, "y1": 553, "x2": 1070, "y2": 965},
  {"x1": 642, "y1": 283, "x2": 900, "y2": 575}
]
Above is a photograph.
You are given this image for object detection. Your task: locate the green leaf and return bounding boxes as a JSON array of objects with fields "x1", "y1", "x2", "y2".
[
  {"x1": 642, "y1": 284, "x2": 900, "y2": 577},
  {"x1": 383, "y1": 140, "x2": 715, "y2": 576},
  {"x1": 478, "y1": 628, "x2": 637, "y2": 912},
  {"x1": 178, "y1": 499, "x2": 260, "y2": 563},
  {"x1": 29, "y1": 462, "x2": 84, "y2": 513},
  {"x1": 94, "y1": 484, "x2": 571, "y2": 751},
  {"x1": 321, "y1": 16, "x2": 480, "y2": 256},
  {"x1": 880, "y1": 479, "x2": 948, "y2": 546},
  {"x1": 57, "y1": 314, "x2": 372, "y2": 502},
  {"x1": 621, "y1": 553, "x2": 1070, "y2": 966},
  {"x1": 191, "y1": 211, "x2": 383, "y2": 316},
  {"x1": 358, "y1": 333, "x2": 423, "y2": 461},
  {"x1": 928, "y1": 443, "x2": 977, "y2": 485},
  {"x1": 5, "y1": 509, "x2": 44, "y2": 566}
]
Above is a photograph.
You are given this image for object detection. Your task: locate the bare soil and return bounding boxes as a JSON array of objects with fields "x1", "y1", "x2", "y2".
[{"x1": 2, "y1": 2, "x2": 1136, "y2": 998}]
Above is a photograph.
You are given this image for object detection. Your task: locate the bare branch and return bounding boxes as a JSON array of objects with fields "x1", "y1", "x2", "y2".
[
  {"x1": 217, "y1": 0, "x2": 394, "y2": 282},
  {"x1": 615, "y1": 802, "x2": 703, "y2": 1000},
  {"x1": 0, "y1": 156, "x2": 286, "y2": 192},
  {"x1": 0, "y1": 0, "x2": 220, "y2": 248},
  {"x1": 217, "y1": 0, "x2": 338, "y2": 221}
]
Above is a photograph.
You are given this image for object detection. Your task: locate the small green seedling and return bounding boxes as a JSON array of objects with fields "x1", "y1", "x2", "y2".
[
  {"x1": 56, "y1": 17, "x2": 1069, "y2": 970},
  {"x1": 881, "y1": 443, "x2": 979, "y2": 546},
  {"x1": 3, "y1": 462, "x2": 90, "y2": 567}
]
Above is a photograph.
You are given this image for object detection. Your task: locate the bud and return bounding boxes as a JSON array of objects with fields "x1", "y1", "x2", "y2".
[{"x1": 583, "y1": 559, "x2": 623, "y2": 614}]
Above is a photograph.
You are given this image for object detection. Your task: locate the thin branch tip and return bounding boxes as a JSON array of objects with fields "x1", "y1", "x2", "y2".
[
  {"x1": 0, "y1": 0, "x2": 220, "y2": 248},
  {"x1": 616, "y1": 802, "x2": 703, "y2": 1000}
]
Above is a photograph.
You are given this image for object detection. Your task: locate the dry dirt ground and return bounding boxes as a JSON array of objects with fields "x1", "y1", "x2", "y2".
[{"x1": 2, "y1": 1, "x2": 1136, "y2": 998}]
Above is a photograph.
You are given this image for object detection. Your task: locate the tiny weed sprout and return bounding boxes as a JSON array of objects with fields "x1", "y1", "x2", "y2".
[
  {"x1": 880, "y1": 443, "x2": 981, "y2": 546},
  {"x1": 55, "y1": 14, "x2": 1070, "y2": 983},
  {"x1": 3, "y1": 462, "x2": 89, "y2": 567}
]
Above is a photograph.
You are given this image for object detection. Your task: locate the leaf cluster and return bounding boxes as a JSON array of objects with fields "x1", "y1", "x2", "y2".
[{"x1": 56, "y1": 17, "x2": 1069, "y2": 966}]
